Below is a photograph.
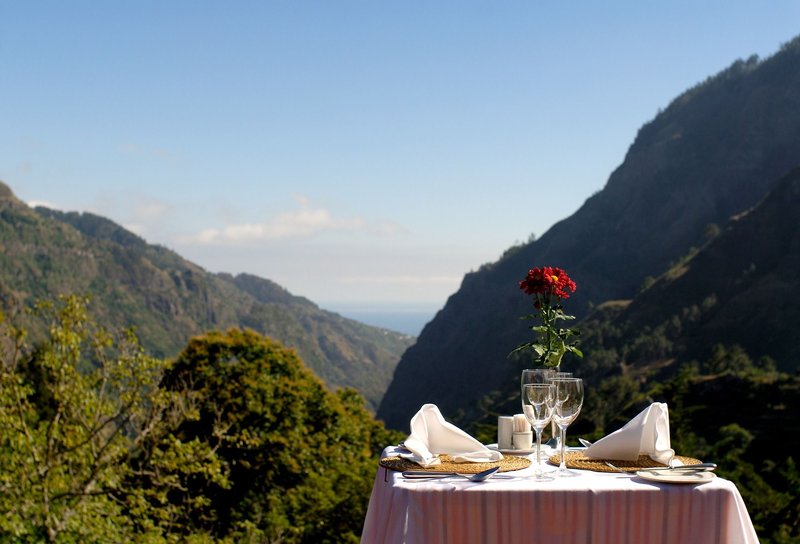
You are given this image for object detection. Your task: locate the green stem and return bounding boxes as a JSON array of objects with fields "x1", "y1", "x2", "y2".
[{"x1": 537, "y1": 294, "x2": 562, "y2": 367}]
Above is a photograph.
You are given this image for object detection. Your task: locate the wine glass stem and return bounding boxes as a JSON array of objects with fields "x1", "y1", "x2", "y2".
[
  {"x1": 534, "y1": 428, "x2": 543, "y2": 476},
  {"x1": 559, "y1": 426, "x2": 567, "y2": 470}
]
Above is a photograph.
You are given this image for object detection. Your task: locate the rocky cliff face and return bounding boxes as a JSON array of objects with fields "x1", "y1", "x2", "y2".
[{"x1": 378, "y1": 37, "x2": 800, "y2": 430}]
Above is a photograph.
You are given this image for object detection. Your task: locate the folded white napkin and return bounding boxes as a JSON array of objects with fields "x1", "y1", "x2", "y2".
[
  {"x1": 585, "y1": 402, "x2": 675, "y2": 465},
  {"x1": 401, "y1": 404, "x2": 504, "y2": 468}
]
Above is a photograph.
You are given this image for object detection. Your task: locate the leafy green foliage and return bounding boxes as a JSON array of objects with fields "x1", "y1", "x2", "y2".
[
  {"x1": 469, "y1": 295, "x2": 800, "y2": 544},
  {"x1": 0, "y1": 296, "x2": 221, "y2": 542},
  {"x1": 147, "y1": 328, "x2": 400, "y2": 542},
  {"x1": 657, "y1": 361, "x2": 800, "y2": 544},
  {"x1": 0, "y1": 298, "x2": 401, "y2": 543}
]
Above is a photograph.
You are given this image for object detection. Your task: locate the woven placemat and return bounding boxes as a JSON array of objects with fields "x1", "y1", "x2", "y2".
[
  {"x1": 547, "y1": 451, "x2": 703, "y2": 472},
  {"x1": 380, "y1": 454, "x2": 531, "y2": 473}
]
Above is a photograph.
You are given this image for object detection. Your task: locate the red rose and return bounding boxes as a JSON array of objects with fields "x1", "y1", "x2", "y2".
[
  {"x1": 519, "y1": 266, "x2": 576, "y2": 300},
  {"x1": 513, "y1": 264, "x2": 582, "y2": 367}
]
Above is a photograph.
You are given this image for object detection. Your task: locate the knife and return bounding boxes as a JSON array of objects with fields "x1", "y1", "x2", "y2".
[
  {"x1": 401, "y1": 471, "x2": 458, "y2": 479},
  {"x1": 650, "y1": 463, "x2": 718, "y2": 472}
]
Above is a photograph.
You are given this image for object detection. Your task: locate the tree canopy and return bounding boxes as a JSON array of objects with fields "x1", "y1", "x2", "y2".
[{"x1": 0, "y1": 297, "x2": 399, "y2": 543}]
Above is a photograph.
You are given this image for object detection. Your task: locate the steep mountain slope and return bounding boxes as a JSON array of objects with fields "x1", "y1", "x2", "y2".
[
  {"x1": 378, "y1": 36, "x2": 800, "y2": 430},
  {"x1": 0, "y1": 184, "x2": 413, "y2": 410},
  {"x1": 617, "y1": 166, "x2": 800, "y2": 371},
  {"x1": 462, "y1": 168, "x2": 800, "y2": 543},
  {"x1": 480, "y1": 166, "x2": 800, "y2": 422}
]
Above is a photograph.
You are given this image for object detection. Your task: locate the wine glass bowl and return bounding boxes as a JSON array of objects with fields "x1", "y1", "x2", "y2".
[
  {"x1": 521, "y1": 368, "x2": 557, "y2": 448},
  {"x1": 551, "y1": 377, "x2": 584, "y2": 477},
  {"x1": 546, "y1": 372, "x2": 572, "y2": 450},
  {"x1": 522, "y1": 383, "x2": 556, "y2": 481},
  {"x1": 521, "y1": 367, "x2": 556, "y2": 386}
]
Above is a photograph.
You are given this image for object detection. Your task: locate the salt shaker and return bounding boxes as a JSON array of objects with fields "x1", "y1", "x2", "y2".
[
  {"x1": 497, "y1": 416, "x2": 513, "y2": 450},
  {"x1": 512, "y1": 413, "x2": 533, "y2": 450}
]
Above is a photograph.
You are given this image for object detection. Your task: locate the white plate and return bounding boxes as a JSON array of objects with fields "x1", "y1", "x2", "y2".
[
  {"x1": 636, "y1": 469, "x2": 716, "y2": 484},
  {"x1": 487, "y1": 443, "x2": 537, "y2": 455},
  {"x1": 486, "y1": 443, "x2": 584, "y2": 456}
]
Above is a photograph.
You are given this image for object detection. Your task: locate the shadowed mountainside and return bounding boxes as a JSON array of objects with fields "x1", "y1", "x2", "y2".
[
  {"x1": 616, "y1": 166, "x2": 800, "y2": 371},
  {"x1": 378, "y1": 36, "x2": 800, "y2": 430}
]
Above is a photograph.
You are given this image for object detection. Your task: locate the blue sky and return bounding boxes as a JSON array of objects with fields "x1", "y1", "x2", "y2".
[{"x1": 2, "y1": 2, "x2": 798, "y2": 315}]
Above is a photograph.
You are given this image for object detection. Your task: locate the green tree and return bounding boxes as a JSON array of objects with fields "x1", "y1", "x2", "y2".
[
  {"x1": 148, "y1": 328, "x2": 401, "y2": 543},
  {"x1": 1, "y1": 299, "x2": 401, "y2": 543},
  {"x1": 0, "y1": 297, "x2": 222, "y2": 543},
  {"x1": 703, "y1": 344, "x2": 755, "y2": 375}
]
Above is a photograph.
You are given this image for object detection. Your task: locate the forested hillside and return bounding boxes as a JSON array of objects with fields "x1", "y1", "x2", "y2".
[{"x1": 0, "y1": 183, "x2": 413, "y2": 410}]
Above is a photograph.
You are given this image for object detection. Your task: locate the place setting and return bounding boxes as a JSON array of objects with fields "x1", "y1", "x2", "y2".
[
  {"x1": 379, "y1": 403, "x2": 531, "y2": 483},
  {"x1": 381, "y1": 367, "x2": 717, "y2": 486},
  {"x1": 549, "y1": 401, "x2": 717, "y2": 484},
  {"x1": 488, "y1": 366, "x2": 717, "y2": 485}
]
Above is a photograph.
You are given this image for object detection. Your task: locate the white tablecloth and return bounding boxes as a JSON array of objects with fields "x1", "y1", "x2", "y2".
[{"x1": 361, "y1": 447, "x2": 759, "y2": 544}]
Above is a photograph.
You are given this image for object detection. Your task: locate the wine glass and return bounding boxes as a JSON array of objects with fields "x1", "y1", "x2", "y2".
[
  {"x1": 521, "y1": 367, "x2": 556, "y2": 387},
  {"x1": 552, "y1": 378, "x2": 584, "y2": 477},
  {"x1": 521, "y1": 368, "x2": 555, "y2": 457},
  {"x1": 546, "y1": 372, "x2": 572, "y2": 451},
  {"x1": 522, "y1": 383, "x2": 556, "y2": 481}
]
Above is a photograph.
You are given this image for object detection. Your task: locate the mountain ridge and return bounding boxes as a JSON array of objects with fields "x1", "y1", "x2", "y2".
[
  {"x1": 378, "y1": 35, "x2": 800, "y2": 430},
  {"x1": 0, "y1": 184, "x2": 412, "y2": 410}
]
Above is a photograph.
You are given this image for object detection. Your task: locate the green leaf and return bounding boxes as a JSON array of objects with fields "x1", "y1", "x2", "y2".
[{"x1": 566, "y1": 345, "x2": 584, "y2": 358}]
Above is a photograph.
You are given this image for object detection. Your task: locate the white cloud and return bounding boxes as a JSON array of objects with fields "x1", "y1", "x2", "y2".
[
  {"x1": 174, "y1": 231, "x2": 483, "y2": 306},
  {"x1": 180, "y1": 195, "x2": 395, "y2": 245},
  {"x1": 135, "y1": 198, "x2": 170, "y2": 221},
  {"x1": 123, "y1": 223, "x2": 145, "y2": 235},
  {"x1": 26, "y1": 199, "x2": 59, "y2": 209},
  {"x1": 372, "y1": 220, "x2": 406, "y2": 236},
  {"x1": 339, "y1": 275, "x2": 461, "y2": 286},
  {"x1": 73, "y1": 193, "x2": 173, "y2": 241}
]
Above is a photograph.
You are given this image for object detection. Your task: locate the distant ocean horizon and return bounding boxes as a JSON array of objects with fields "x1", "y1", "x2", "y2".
[{"x1": 324, "y1": 303, "x2": 439, "y2": 337}]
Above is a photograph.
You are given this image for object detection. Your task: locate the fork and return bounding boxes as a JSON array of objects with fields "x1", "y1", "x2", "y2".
[
  {"x1": 605, "y1": 460, "x2": 717, "y2": 474},
  {"x1": 401, "y1": 466, "x2": 501, "y2": 482},
  {"x1": 604, "y1": 461, "x2": 638, "y2": 474}
]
